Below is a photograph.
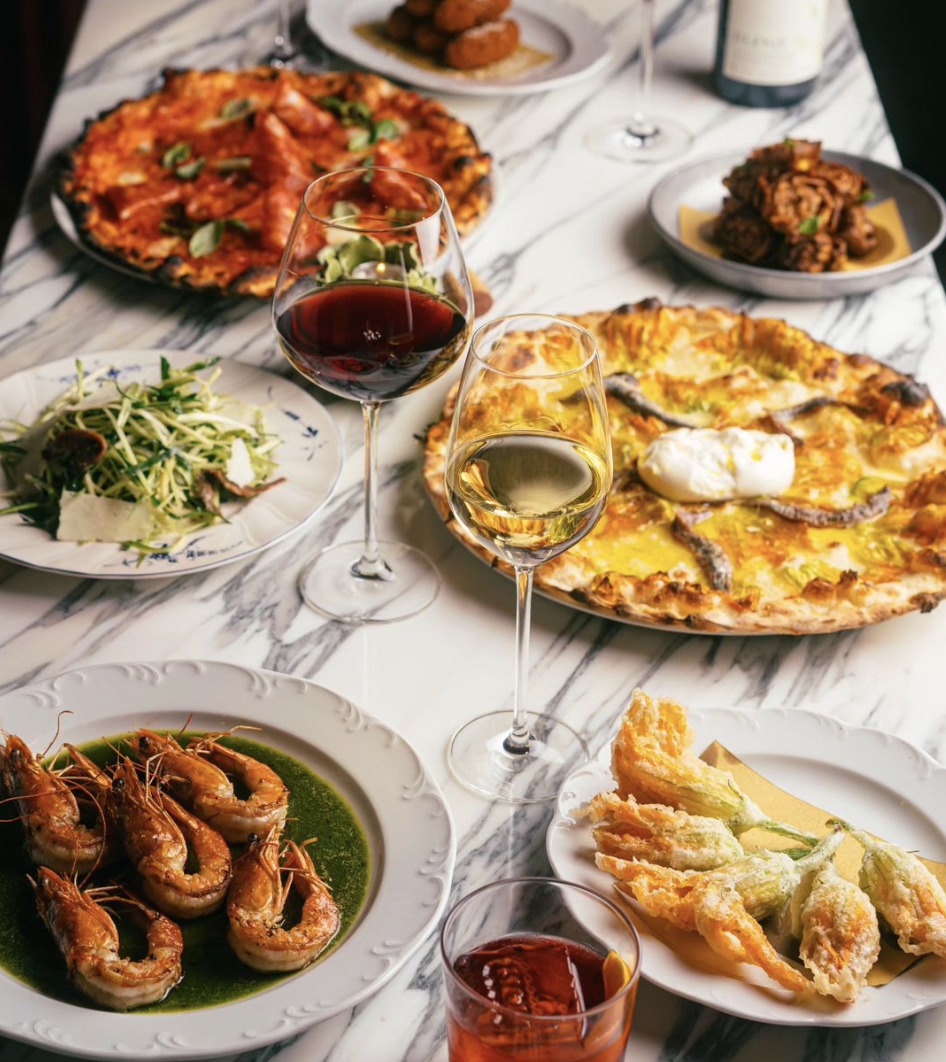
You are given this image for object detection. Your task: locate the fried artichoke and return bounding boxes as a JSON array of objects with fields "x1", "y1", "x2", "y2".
[{"x1": 714, "y1": 139, "x2": 878, "y2": 273}]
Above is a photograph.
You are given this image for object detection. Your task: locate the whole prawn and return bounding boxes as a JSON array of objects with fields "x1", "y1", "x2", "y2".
[
  {"x1": 111, "y1": 758, "x2": 232, "y2": 920},
  {"x1": 131, "y1": 729, "x2": 288, "y2": 843},
  {"x1": 1, "y1": 734, "x2": 117, "y2": 875},
  {"x1": 227, "y1": 824, "x2": 339, "y2": 972},
  {"x1": 31, "y1": 867, "x2": 183, "y2": 1011}
]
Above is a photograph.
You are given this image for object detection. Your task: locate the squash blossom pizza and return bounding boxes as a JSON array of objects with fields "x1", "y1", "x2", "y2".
[
  {"x1": 57, "y1": 67, "x2": 492, "y2": 297},
  {"x1": 423, "y1": 300, "x2": 946, "y2": 634}
]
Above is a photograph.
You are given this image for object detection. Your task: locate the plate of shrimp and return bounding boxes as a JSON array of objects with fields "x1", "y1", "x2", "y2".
[
  {"x1": 547, "y1": 690, "x2": 946, "y2": 1026},
  {"x1": 0, "y1": 660, "x2": 455, "y2": 1060}
]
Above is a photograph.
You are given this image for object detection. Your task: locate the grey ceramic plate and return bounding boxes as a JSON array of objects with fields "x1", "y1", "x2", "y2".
[{"x1": 648, "y1": 149, "x2": 946, "y2": 299}]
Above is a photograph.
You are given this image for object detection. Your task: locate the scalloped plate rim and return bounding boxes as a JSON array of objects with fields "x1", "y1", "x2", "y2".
[
  {"x1": 0, "y1": 659, "x2": 456, "y2": 1059},
  {"x1": 547, "y1": 705, "x2": 946, "y2": 1027}
]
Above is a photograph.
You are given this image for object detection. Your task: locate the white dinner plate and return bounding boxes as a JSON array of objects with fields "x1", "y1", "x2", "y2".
[
  {"x1": 648, "y1": 149, "x2": 946, "y2": 299},
  {"x1": 547, "y1": 706, "x2": 946, "y2": 1026},
  {"x1": 306, "y1": 0, "x2": 610, "y2": 97},
  {"x1": 0, "y1": 349, "x2": 341, "y2": 579},
  {"x1": 0, "y1": 660, "x2": 455, "y2": 1060}
]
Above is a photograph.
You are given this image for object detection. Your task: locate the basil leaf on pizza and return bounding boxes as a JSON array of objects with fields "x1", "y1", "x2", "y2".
[{"x1": 57, "y1": 68, "x2": 493, "y2": 297}]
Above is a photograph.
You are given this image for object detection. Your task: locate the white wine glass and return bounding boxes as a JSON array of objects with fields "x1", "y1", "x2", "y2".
[
  {"x1": 273, "y1": 166, "x2": 474, "y2": 623},
  {"x1": 444, "y1": 315, "x2": 612, "y2": 803},
  {"x1": 586, "y1": 0, "x2": 692, "y2": 163}
]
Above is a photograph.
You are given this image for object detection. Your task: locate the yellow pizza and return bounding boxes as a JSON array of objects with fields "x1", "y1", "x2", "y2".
[
  {"x1": 423, "y1": 299, "x2": 946, "y2": 634},
  {"x1": 57, "y1": 67, "x2": 492, "y2": 297}
]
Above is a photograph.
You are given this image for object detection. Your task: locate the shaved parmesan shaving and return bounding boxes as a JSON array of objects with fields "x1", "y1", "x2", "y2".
[
  {"x1": 225, "y1": 437, "x2": 255, "y2": 487},
  {"x1": 57, "y1": 491, "x2": 154, "y2": 543}
]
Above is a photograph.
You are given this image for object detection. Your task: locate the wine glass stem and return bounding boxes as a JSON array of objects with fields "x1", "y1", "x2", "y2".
[
  {"x1": 629, "y1": 0, "x2": 657, "y2": 138},
  {"x1": 503, "y1": 566, "x2": 534, "y2": 755},
  {"x1": 352, "y1": 400, "x2": 393, "y2": 582},
  {"x1": 273, "y1": 0, "x2": 294, "y2": 64}
]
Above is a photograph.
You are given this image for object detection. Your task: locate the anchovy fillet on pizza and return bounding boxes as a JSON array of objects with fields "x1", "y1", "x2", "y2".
[{"x1": 424, "y1": 299, "x2": 946, "y2": 634}]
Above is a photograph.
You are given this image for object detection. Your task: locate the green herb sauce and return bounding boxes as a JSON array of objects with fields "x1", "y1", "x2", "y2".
[{"x1": 0, "y1": 734, "x2": 370, "y2": 1012}]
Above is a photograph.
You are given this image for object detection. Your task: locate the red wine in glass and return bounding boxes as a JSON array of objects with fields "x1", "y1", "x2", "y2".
[{"x1": 276, "y1": 281, "x2": 468, "y2": 402}]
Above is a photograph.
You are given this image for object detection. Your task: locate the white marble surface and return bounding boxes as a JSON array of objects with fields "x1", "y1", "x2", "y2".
[{"x1": 1, "y1": 0, "x2": 946, "y2": 1059}]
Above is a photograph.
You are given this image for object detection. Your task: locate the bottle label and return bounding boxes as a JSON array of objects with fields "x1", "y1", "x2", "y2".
[{"x1": 723, "y1": 0, "x2": 827, "y2": 86}]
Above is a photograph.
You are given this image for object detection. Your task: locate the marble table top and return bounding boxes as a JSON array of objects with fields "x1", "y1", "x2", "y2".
[{"x1": 1, "y1": 1, "x2": 945, "y2": 1059}]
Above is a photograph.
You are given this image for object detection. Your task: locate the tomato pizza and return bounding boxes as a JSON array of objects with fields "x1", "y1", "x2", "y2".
[{"x1": 57, "y1": 67, "x2": 492, "y2": 297}]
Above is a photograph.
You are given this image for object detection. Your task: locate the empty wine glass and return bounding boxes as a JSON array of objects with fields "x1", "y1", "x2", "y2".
[
  {"x1": 444, "y1": 315, "x2": 612, "y2": 802},
  {"x1": 586, "y1": 0, "x2": 692, "y2": 163},
  {"x1": 267, "y1": 0, "x2": 297, "y2": 67},
  {"x1": 273, "y1": 167, "x2": 474, "y2": 623}
]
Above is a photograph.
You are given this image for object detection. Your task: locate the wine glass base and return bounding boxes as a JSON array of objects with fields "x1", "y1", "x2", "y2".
[
  {"x1": 299, "y1": 539, "x2": 440, "y2": 624},
  {"x1": 447, "y1": 710, "x2": 590, "y2": 804},
  {"x1": 585, "y1": 116, "x2": 693, "y2": 163}
]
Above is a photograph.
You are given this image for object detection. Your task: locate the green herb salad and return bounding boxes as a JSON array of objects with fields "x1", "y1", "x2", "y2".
[{"x1": 0, "y1": 357, "x2": 283, "y2": 556}]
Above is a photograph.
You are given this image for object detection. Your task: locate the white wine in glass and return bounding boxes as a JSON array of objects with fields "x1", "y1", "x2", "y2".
[{"x1": 444, "y1": 315, "x2": 612, "y2": 803}]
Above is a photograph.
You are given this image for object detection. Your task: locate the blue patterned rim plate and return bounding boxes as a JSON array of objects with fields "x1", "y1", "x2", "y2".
[{"x1": 0, "y1": 349, "x2": 342, "y2": 579}]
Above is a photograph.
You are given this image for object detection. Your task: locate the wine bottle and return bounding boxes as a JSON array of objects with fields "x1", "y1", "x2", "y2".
[{"x1": 714, "y1": 0, "x2": 829, "y2": 107}]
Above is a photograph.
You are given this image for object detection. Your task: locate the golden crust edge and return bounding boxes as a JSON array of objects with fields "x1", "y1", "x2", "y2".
[{"x1": 421, "y1": 300, "x2": 946, "y2": 635}]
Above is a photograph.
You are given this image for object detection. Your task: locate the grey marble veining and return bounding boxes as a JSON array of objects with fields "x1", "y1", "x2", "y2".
[{"x1": 1, "y1": 1, "x2": 946, "y2": 1060}]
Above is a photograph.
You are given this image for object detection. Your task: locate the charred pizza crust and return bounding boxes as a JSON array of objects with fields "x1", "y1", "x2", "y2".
[
  {"x1": 57, "y1": 67, "x2": 492, "y2": 298},
  {"x1": 423, "y1": 299, "x2": 946, "y2": 634}
]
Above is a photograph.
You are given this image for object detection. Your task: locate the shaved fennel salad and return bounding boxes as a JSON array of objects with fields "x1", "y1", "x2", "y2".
[{"x1": 0, "y1": 357, "x2": 283, "y2": 556}]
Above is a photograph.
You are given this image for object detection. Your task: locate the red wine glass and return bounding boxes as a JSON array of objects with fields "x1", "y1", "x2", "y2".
[{"x1": 273, "y1": 166, "x2": 474, "y2": 623}]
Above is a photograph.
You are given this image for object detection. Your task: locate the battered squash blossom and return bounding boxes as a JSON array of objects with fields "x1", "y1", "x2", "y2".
[
  {"x1": 598, "y1": 834, "x2": 845, "y2": 996},
  {"x1": 799, "y1": 861, "x2": 881, "y2": 1002},
  {"x1": 583, "y1": 791, "x2": 744, "y2": 872},
  {"x1": 841, "y1": 822, "x2": 946, "y2": 958},
  {"x1": 587, "y1": 690, "x2": 946, "y2": 1002},
  {"x1": 610, "y1": 689, "x2": 818, "y2": 844}
]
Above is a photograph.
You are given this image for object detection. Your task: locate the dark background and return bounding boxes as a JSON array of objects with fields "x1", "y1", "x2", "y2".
[{"x1": 0, "y1": 0, "x2": 943, "y2": 280}]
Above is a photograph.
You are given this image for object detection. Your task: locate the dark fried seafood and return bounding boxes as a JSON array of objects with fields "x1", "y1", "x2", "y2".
[
  {"x1": 759, "y1": 173, "x2": 842, "y2": 237},
  {"x1": 712, "y1": 200, "x2": 773, "y2": 264},
  {"x1": 837, "y1": 203, "x2": 878, "y2": 257},
  {"x1": 714, "y1": 140, "x2": 879, "y2": 273},
  {"x1": 776, "y1": 232, "x2": 845, "y2": 273}
]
